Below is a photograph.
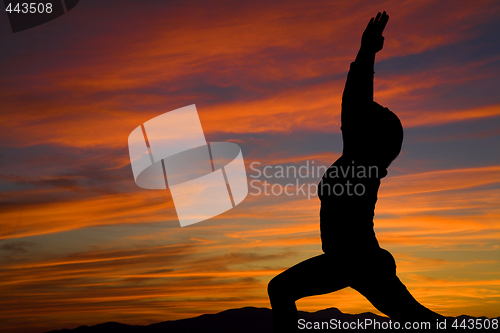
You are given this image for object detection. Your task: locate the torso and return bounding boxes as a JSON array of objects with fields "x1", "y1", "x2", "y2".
[
  {"x1": 318, "y1": 154, "x2": 383, "y2": 254},
  {"x1": 318, "y1": 103, "x2": 402, "y2": 255}
]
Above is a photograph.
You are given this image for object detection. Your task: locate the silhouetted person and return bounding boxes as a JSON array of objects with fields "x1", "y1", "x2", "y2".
[{"x1": 268, "y1": 12, "x2": 445, "y2": 332}]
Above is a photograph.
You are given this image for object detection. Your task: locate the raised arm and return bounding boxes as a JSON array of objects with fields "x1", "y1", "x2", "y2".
[{"x1": 342, "y1": 12, "x2": 389, "y2": 112}]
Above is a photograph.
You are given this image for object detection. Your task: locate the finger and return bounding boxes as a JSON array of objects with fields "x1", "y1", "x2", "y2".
[
  {"x1": 365, "y1": 17, "x2": 374, "y2": 31},
  {"x1": 374, "y1": 12, "x2": 382, "y2": 23},
  {"x1": 380, "y1": 12, "x2": 389, "y2": 33}
]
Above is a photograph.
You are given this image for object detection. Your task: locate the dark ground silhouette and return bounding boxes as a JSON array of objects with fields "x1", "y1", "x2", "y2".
[{"x1": 44, "y1": 307, "x2": 499, "y2": 333}]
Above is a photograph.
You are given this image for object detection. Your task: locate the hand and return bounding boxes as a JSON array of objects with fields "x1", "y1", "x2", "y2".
[{"x1": 361, "y1": 11, "x2": 389, "y2": 53}]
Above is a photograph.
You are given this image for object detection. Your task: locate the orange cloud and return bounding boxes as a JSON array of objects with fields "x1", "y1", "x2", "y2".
[{"x1": 1, "y1": 1, "x2": 500, "y2": 332}]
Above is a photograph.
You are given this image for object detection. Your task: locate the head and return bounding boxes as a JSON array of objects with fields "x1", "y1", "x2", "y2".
[{"x1": 372, "y1": 102, "x2": 404, "y2": 168}]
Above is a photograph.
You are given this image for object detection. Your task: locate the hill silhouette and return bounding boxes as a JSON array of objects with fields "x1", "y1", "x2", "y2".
[{"x1": 45, "y1": 307, "x2": 499, "y2": 332}]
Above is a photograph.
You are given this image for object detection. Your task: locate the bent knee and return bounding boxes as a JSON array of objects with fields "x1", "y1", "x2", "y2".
[
  {"x1": 267, "y1": 275, "x2": 286, "y2": 299},
  {"x1": 267, "y1": 276, "x2": 278, "y2": 297}
]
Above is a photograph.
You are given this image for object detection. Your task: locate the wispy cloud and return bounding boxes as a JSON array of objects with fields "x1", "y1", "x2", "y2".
[{"x1": 1, "y1": 0, "x2": 500, "y2": 331}]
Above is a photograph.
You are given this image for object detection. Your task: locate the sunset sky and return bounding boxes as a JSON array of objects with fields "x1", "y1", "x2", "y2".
[{"x1": 1, "y1": 0, "x2": 499, "y2": 332}]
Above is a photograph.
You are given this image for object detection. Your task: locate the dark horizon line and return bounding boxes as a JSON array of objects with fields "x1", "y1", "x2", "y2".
[{"x1": 43, "y1": 306, "x2": 500, "y2": 333}]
